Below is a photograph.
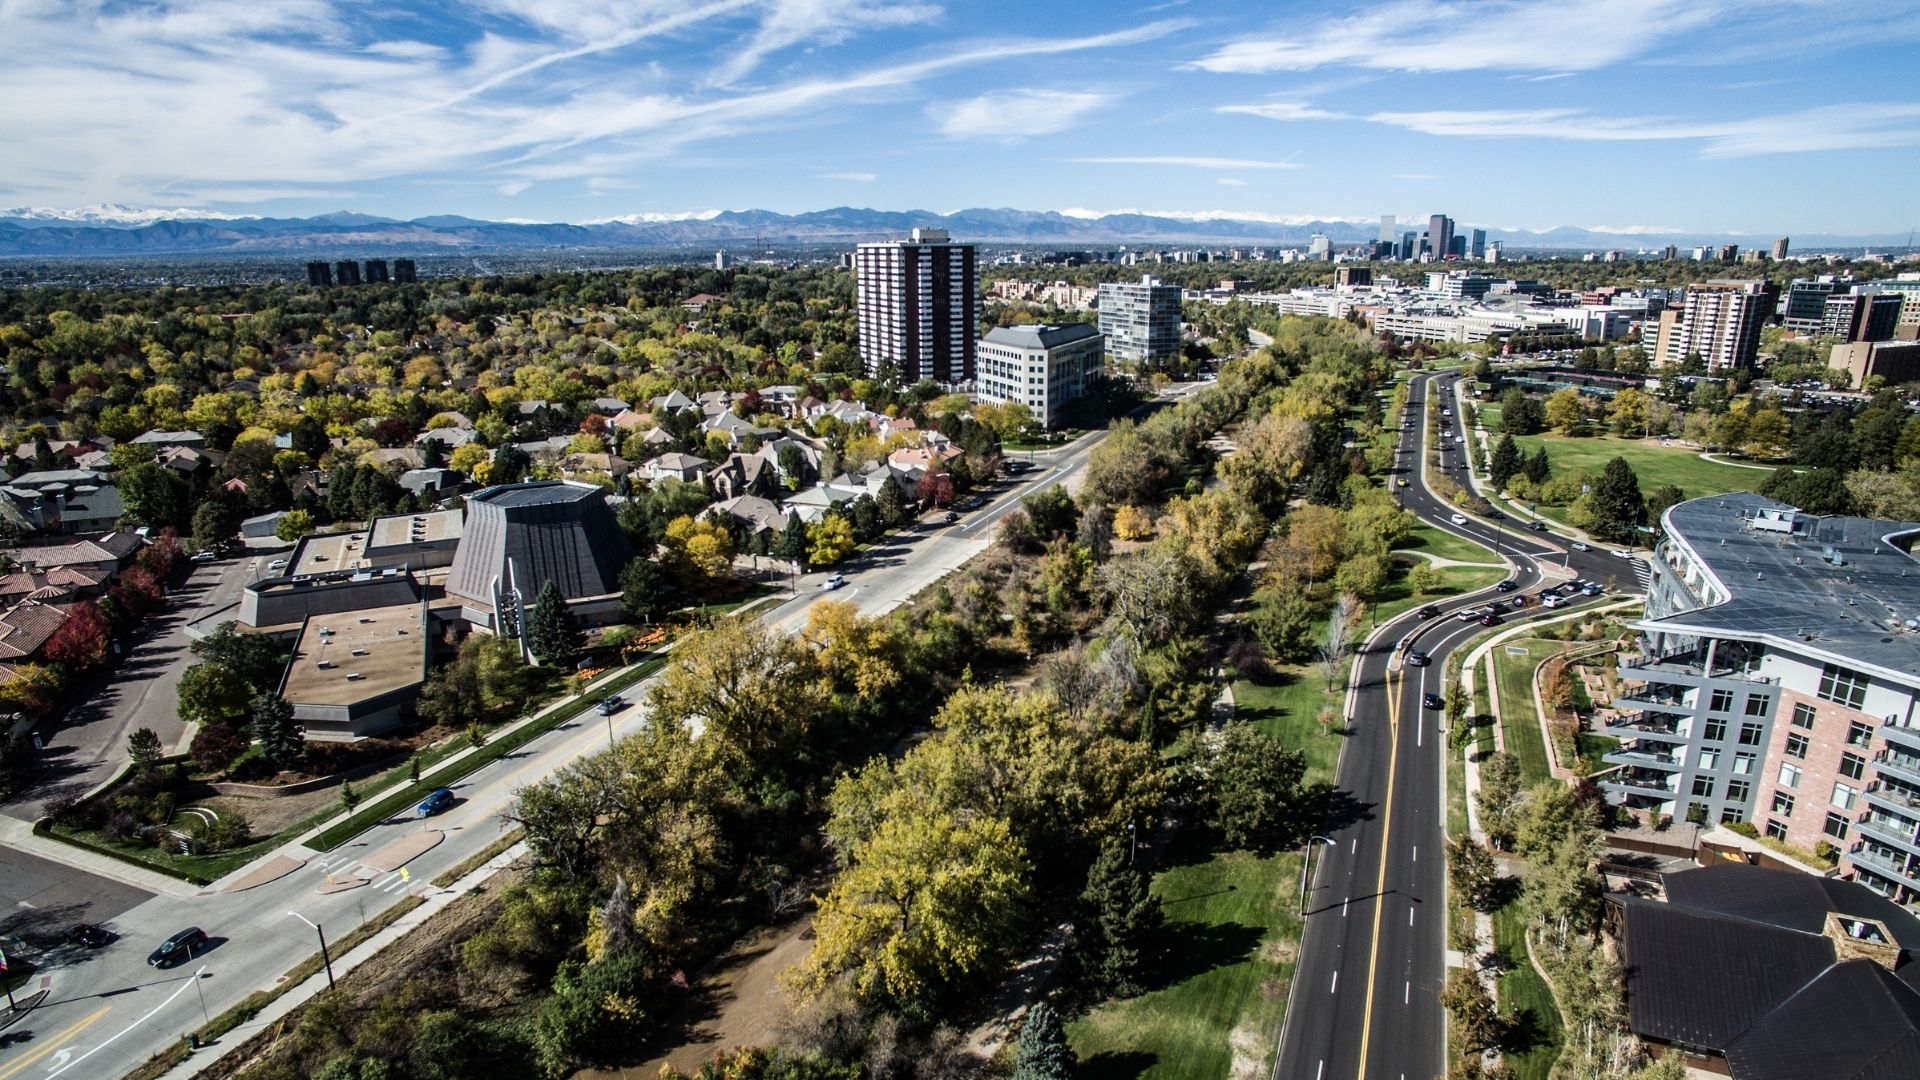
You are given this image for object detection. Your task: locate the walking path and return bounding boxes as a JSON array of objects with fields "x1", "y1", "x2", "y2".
[{"x1": 1698, "y1": 451, "x2": 1782, "y2": 471}]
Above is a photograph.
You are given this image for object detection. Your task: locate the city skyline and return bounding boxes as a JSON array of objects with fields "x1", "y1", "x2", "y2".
[{"x1": 2, "y1": 1, "x2": 1919, "y2": 233}]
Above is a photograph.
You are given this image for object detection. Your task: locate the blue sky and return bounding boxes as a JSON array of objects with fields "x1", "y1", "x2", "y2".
[{"x1": 3, "y1": 0, "x2": 1919, "y2": 234}]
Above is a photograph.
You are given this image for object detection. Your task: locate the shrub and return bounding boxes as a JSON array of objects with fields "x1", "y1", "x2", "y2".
[
  {"x1": 43, "y1": 792, "x2": 84, "y2": 826},
  {"x1": 191, "y1": 720, "x2": 253, "y2": 774},
  {"x1": 207, "y1": 810, "x2": 252, "y2": 852},
  {"x1": 101, "y1": 810, "x2": 141, "y2": 844}
]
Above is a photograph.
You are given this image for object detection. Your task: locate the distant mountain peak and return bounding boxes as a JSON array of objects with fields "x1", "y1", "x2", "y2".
[{"x1": 0, "y1": 203, "x2": 256, "y2": 227}]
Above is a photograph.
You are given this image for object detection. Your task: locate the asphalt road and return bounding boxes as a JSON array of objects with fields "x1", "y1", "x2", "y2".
[
  {"x1": 1274, "y1": 371, "x2": 1639, "y2": 1080},
  {"x1": 0, "y1": 388, "x2": 1192, "y2": 1080}
]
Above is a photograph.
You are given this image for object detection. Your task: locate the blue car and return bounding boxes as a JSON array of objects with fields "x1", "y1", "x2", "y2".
[{"x1": 415, "y1": 787, "x2": 454, "y2": 818}]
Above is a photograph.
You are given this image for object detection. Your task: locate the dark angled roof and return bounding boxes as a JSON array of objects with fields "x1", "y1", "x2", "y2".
[
  {"x1": 1662, "y1": 861, "x2": 1920, "y2": 950},
  {"x1": 1619, "y1": 897, "x2": 1836, "y2": 1051},
  {"x1": 1725, "y1": 961, "x2": 1920, "y2": 1080},
  {"x1": 446, "y1": 482, "x2": 631, "y2": 607}
]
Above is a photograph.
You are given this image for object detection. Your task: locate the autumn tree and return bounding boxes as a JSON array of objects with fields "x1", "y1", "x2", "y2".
[
  {"x1": 659, "y1": 514, "x2": 735, "y2": 592},
  {"x1": 1476, "y1": 751, "x2": 1524, "y2": 851},
  {"x1": 806, "y1": 514, "x2": 857, "y2": 568},
  {"x1": 1446, "y1": 833, "x2": 1500, "y2": 911},
  {"x1": 1440, "y1": 966, "x2": 1503, "y2": 1054},
  {"x1": 44, "y1": 601, "x2": 112, "y2": 671},
  {"x1": 1544, "y1": 387, "x2": 1586, "y2": 432}
]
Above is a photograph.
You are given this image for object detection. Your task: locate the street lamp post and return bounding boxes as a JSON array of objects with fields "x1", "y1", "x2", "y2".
[
  {"x1": 287, "y1": 911, "x2": 335, "y2": 990},
  {"x1": 1127, "y1": 821, "x2": 1137, "y2": 867},
  {"x1": 1298, "y1": 834, "x2": 1337, "y2": 915}
]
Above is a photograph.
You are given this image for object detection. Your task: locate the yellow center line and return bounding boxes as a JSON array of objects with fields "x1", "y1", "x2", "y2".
[
  {"x1": 1355, "y1": 662, "x2": 1402, "y2": 1079},
  {"x1": 0, "y1": 1006, "x2": 111, "y2": 1080}
]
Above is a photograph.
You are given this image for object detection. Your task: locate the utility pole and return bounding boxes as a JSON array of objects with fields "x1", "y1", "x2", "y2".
[{"x1": 288, "y1": 912, "x2": 335, "y2": 990}]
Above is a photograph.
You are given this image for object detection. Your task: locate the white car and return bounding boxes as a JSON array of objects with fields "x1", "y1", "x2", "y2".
[
  {"x1": 189, "y1": 551, "x2": 217, "y2": 563},
  {"x1": 1450, "y1": 513, "x2": 1468, "y2": 525},
  {"x1": 821, "y1": 572, "x2": 847, "y2": 590},
  {"x1": 1610, "y1": 548, "x2": 1634, "y2": 560},
  {"x1": 1571, "y1": 542, "x2": 1590, "y2": 551},
  {"x1": 267, "y1": 558, "x2": 289, "y2": 571}
]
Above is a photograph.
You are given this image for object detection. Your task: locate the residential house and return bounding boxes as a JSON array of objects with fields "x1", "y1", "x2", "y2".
[
  {"x1": 561, "y1": 453, "x2": 630, "y2": 482},
  {"x1": 241, "y1": 510, "x2": 287, "y2": 539},
  {"x1": 591, "y1": 397, "x2": 631, "y2": 414},
  {"x1": 363, "y1": 448, "x2": 425, "y2": 471},
  {"x1": 0, "y1": 598, "x2": 77, "y2": 662},
  {"x1": 0, "y1": 567, "x2": 107, "y2": 606},
  {"x1": 609, "y1": 408, "x2": 649, "y2": 432},
  {"x1": 13, "y1": 532, "x2": 143, "y2": 576},
  {"x1": 642, "y1": 453, "x2": 714, "y2": 484},
  {"x1": 416, "y1": 427, "x2": 479, "y2": 451},
  {"x1": 711, "y1": 494, "x2": 788, "y2": 544},
  {"x1": 399, "y1": 468, "x2": 462, "y2": 498},
  {"x1": 155, "y1": 445, "x2": 219, "y2": 474},
  {"x1": 129, "y1": 429, "x2": 206, "y2": 451},
  {"x1": 682, "y1": 293, "x2": 723, "y2": 312},
  {"x1": 781, "y1": 481, "x2": 866, "y2": 524},
  {"x1": 888, "y1": 441, "x2": 964, "y2": 473},
  {"x1": 649, "y1": 390, "x2": 698, "y2": 416}
]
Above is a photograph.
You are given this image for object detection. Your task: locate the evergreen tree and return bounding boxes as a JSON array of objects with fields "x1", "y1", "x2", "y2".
[
  {"x1": 1587, "y1": 456, "x2": 1646, "y2": 542},
  {"x1": 1523, "y1": 445, "x2": 1551, "y2": 484},
  {"x1": 525, "y1": 580, "x2": 582, "y2": 665},
  {"x1": 776, "y1": 510, "x2": 808, "y2": 567},
  {"x1": 619, "y1": 558, "x2": 674, "y2": 623},
  {"x1": 1072, "y1": 843, "x2": 1163, "y2": 998},
  {"x1": 1013, "y1": 1001, "x2": 1077, "y2": 1080},
  {"x1": 1488, "y1": 434, "x2": 1521, "y2": 490},
  {"x1": 249, "y1": 691, "x2": 303, "y2": 770}
]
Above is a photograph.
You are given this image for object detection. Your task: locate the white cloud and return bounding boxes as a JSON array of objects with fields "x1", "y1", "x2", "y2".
[
  {"x1": 1217, "y1": 177, "x2": 1246, "y2": 186},
  {"x1": 933, "y1": 90, "x2": 1115, "y2": 141},
  {"x1": 1058, "y1": 207, "x2": 1374, "y2": 224},
  {"x1": 1216, "y1": 101, "x2": 1345, "y2": 122},
  {"x1": 583, "y1": 209, "x2": 728, "y2": 224},
  {"x1": 1071, "y1": 155, "x2": 1301, "y2": 169},
  {"x1": 711, "y1": 0, "x2": 941, "y2": 85},
  {"x1": 1192, "y1": 0, "x2": 1713, "y2": 74},
  {"x1": 498, "y1": 180, "x2": 533, "y2": 195},
  {"x1": 1362, "y1": 103, "x2": 1920, "y2": 156},
  {"x1": 820, "y1": 171, "x2": 878, "y2": 182}
]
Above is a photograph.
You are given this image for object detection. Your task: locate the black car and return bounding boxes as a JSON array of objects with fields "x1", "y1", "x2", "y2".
[
  {"x1": 66, "y1": 924, "x2": 113, "y2": 948},
  {"x1": 1479, "y1": 613, "x2": 1504, "y2": 626},
  {"x1": 1527, "y1": 520, "x2": 1548, "y2": 532},
  {"x1": 1486, "y1": 509, "x2": 1506, "y2": 520},
  {"x1": 1495, "y1": 580, "x2": 1518, "y2": 592},
  {"x1": 1422, "y1": 693, "x2": 1444, "y2": 710},
  {"x1": 1407, "y1": 650, "x2": 1430, "y2": 667},
  {"x1": 596, "y1": 695, "x2": 623, "y2": 716},
  {"x1": 1417, "y1": 605, "x2": 1441, "y2": 619},
  {"x1": 942, "y1": 510, "x2": 960, "y2": 524},
  {"x1": 149, "y1": 927, "x2": 209, "y2": 968}
]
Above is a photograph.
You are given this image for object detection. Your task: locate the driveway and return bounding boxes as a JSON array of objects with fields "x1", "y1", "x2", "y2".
[{"x1": 3, "y1": 551, "x2": 258, "y2": 822}]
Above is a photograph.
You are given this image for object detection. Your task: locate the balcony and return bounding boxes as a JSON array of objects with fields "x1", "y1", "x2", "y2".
[
  {"x1": 1603, "y1": 711, "x2": 1689, "y2": 740},
  {"x1": 1603, "y1": 770, "x2": 1681, "y2": 797},
  {"x1": 1855, "y1": 812, "x2": 1920, "y2": 851},
  {"x1": 1847, "y1": 846, "x2": 1920, "y2": 889},
  {"x1": 1619, "y1": 657, "x2": 1705, "y2": 681},
  {"x1": 1874, "y1": 750, "x2": 1920, "y2": 787},
  {"x1": 1865, "y1": 782, "x2": 1920, "y2": 815},
  {"x1": 1613, "y1": 685, "x2": 1694, "y2": 711},
  {"x1": 1882, "y1": 722, "x2": 1920, "y2": 753},
  {"x1": 1605, "y1": 743, "x2": 1684, "y2": 770}
]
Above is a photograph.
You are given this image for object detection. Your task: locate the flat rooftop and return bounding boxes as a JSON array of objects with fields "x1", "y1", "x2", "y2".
[
  {"x1": 367, "y1": 508, "x2": 463, "y2": 552},
  {"x1": 1647, "y1": 491, "x2": 1920, "y2": 676},
  {"x1": 281, "y1": 602, "x2": 426, "y2": 707},
  {"x1": 290, "y1": 530, "x2": 368, "y2": 575}
]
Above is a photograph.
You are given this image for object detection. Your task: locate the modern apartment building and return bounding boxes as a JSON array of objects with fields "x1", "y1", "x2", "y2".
[
  {"x1": 1822, "y1": 289, "x2": 1903, "y2": 343},
  {"x1": 1782, "y1": 277, "x2": 1847, "y2": 333},
  {"x1": 974, "y1": 323, "x2": 1105, "y2": 429},
  {"x1": 1096, "y1": 274, "x2": 1183, "y2": 368},
  {"x1": 855, "y1": 227, "x2": 977, "y2": 385},
  {"x1": 1606, "y1": 493, "x2": 1920, "y2": 902},
  {"x1": 1647, "y1": 279, "x2": 1776, "y2": 370}
]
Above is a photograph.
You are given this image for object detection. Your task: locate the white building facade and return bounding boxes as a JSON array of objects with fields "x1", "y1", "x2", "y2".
[{"x1": 974, "y1": 323, "x2": 1105, "y2": 430}]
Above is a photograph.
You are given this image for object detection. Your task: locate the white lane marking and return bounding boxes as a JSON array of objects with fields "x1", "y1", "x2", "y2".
[
  {"x1": 1412, "y1": 846, "x2": 1417, "y2": 862},
  {"x1": 1351, "y1": 837, "x2": 1358, "y2": 854},
  {"x1": 46, "y1": 966, "x2": 206, "y2": 1079},
  {"x1": 1331, "y1": 971, "x2": 1339, "y2": 994},
  {"x1": 1405, "y1": 981, "x2": 1410, "y2": 1004},
  {"x1": 1409, "y1": 908, "x2": 1415, "y2": 926},
  {"x1": 1342, "y1": 896, "x2": 1350, "y2": 917},
  {"x1": 1316, "y1": 1061, "x2": 1324, "y2": 1080}
]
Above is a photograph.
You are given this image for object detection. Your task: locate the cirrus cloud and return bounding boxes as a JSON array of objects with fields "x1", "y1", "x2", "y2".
[{"x1": 932, "y1": 90, "x2": 1116, "y2": 141}]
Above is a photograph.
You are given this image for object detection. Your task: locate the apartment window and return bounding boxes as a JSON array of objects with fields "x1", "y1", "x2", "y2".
[
  {"x1": 1703, "y1": 718, "x2": 1727, "y2": 742},
  {"x1": 1727, "y1": 779, "x2": 1752, "y2": 803},
  {"x1": 1766, "y1": 819, "x2": 1790, "y2": 841},
  {"x1": 1739, "y1": 722, "x2": 1765, "y2": 746},
  {"x1": 1840, "y1": 753, "x2": 1867, "y2": 781},
  {"x1": 1819, "y1": 663, "x2": 1869, "y2": 709},
  {"x1": 1709, "y1": 689, "x2": 1734, "y2": 712},
  {"x1": 1791, "y1": 703, "x2": 1816, "y2": 730},
  {"x1": 1771, "y1": 791, "x2": 1796, "y2": 816},
  {"x1": 1745, "y1": 695, "x2": 1771, "y2": 717},
  {"x1": 1734, "y1": 752, "x2": 1756, "y2": 776},
  {"x1": 1778, "y1": 762, "x2": 1802, "y2": 789},
  {"x1": 1697, "y1": 748, "x2": 1720, "y2": 771},
  {"x1": 1848, "y1": 721, "x2": 1874, "y2": 747},
  {"x1": 1833, "y1": 783, "x2": 1859, "y2": 810},
  {"x1": 1824, "y1": 811, "x2": 1851, "y2": 841},
  {"x1": 1692, "y1": 775, "x2": 1716, "y2": 798},
  {"x1": 1785, "y1": 733, "x2": 1810, "y2": 759}
]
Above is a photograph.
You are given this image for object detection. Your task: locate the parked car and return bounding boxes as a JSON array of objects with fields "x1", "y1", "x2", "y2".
[
  {"x1": 148, "y1": 927, "x2": 208, "y2": 968},
  {"x1": 189, "y1": 550, "x2": 217, "y2": 563},
  {"x1": 1422, "y1": 693, "x2": 1444, "y2": 710},
  {"x1": 1004, "y1": 461, "x2": 1030, "y2": 474},
  {"x1": 942, "y1": 511, "x2": 960, "y2": 524},
  {"x1": 66, "y1": 924, "x2": 114, "y2": 948},
  {"x1": 596, "y1": 695, "x2": 623, "y2": 716},
  {"x1": 415, "y1": 787, "x2": 455, "y2": 818},
  {"x1": 1450, "y1": 513, "x2": 1468, "y2": 525},
  {"x1": 267, "y1": 558, "x2": 289, "y2": 571},
  {"x1": 822, "y1": 572, "x2": 847, "y2": 590},
  {"x1": 1407, "y1": 650, "x2": 1430, "y2": 667},
  {"x1": 1418, "y1": 605, "x2": 1441, "y2": 619},
  {"x1": 1495, "y1": 580, "x2": 1518, "y2": 592},
  {"x1": 1582, "y1": 583, "x2": 1605, "y2": 596}
]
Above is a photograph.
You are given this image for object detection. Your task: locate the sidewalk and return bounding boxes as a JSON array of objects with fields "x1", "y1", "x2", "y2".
[{"x1": 0, "y1": 815, "x2": 199, "y2": 897}]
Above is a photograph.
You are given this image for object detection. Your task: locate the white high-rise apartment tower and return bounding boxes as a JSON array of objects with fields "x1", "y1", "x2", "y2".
[{"x1": 855, "y1": 227, "x2": 977, "y2": 384}]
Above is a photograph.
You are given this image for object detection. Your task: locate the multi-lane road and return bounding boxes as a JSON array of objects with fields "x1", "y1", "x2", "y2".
[{"x1": 1274, "y1": 371, "x2": 1643, "y2": 1080}]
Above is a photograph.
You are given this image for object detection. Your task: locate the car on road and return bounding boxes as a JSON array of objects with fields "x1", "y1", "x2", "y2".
[
  {"x1": 1495, "y1": 580, "x2": 1518, "y2": 592},
  {"x1": 415, "y1": 787, "x2": 455, "y2": 818},
  {"x1": 1456, "y1": 609, "x2": 1479, "y2": 622},
  {"x1": 1407, "y1": 650, "x2": 1430, "y2": 667},
  {"x1": 1610, "y1": 548, "x2": 1634, "y2": 559},
  {"x1": 1486, "y1": 509, "x2": 1505, "y2": 520},
  {"x1": 942, "y1": 511, "x2": 960, "y2": 524},
  {"x1": 148, "y1": 927, "x2": 208, "y2": 968},
  {"x1": 1542, "y1": 593, "x2": 1567, "y2": 609},
  {"x1": 1527, "y1": 521, "x2": 1548, "y2": 532},
  {"x1": 1422, "y1": 693, "x2": 1444, "y2": 710},
  {"x1": 1571, "y1": 541, "x2": 1590, "y2": 551},
  {"x1": 822, "y1": 572, "x2": 847, "y2": 590},
  {"x1": 1479, "y1": 612, "x2": 1504, "y2": 626},
  {"x1": 67, "y1": 924, "x2": 114, "y2": 948},
  {"x1": 1509, "y1": 595, "x2": 1529, "y2": 609},
  {"x1": 1004, "y1": 461, "x2": 1030, "y2": 474},
  {"x1": 1582, "y1": 583, "x2": 1605, "y2": 596},
  {"x1": 1417, "y1": 605, "x2": 1441, "y2": 619},
  {"x1": 189, "y1": 550, "x2": 218, "y2": 563},
  {"x1": 596, "y1": 695, "x2": 623, "y2": 716},
  {"x1": 1450, "y1": 513, "x2": 1467, "y2": 525},
  {"x1": 1397, "y1": 478, "x2": 1409, "y2": 488}
]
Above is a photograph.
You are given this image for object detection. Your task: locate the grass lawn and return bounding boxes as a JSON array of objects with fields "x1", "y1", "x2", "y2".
[
  {"x1": 1371, "y1": 562, "x2": 1507, "y2": 629},
  {"x1": 1505, "y1": 432, "x2": 1763, "y2": 526},
  {"x1": 1490, "y1": 639, "x2": 1565, "y2": 785},
  {"x1": 1491, "y1": 903, "x2": 1564, "y2": 1080},
  {"x1": 1401, "y1": 523, "x2": 1503, "y2": 566}
]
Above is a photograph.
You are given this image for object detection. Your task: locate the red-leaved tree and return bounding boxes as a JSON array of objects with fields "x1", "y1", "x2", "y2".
[{"x1": 43, "y1": 601, "x2": 112, "y2": 671}]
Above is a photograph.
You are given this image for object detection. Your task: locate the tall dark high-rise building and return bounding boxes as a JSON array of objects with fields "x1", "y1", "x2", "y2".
[
  {"x1": 1400, "y1": 231, "x2": 1418, "y2": 260},
  {"x1": 855, "y1": 227, "x2": 977, "y2": 384},
  {"x1": 334, "y1": 260, "x2": 362, "y2": 286},
  {"x1": 393, "y1": 259, "x2": 417, "y2": 283},
  {"x1": 306, "y1": 261, "x2": 332, "y2": 287},
  {"x1": 1427, "y1": 213, "x2": 1454, "y2": 261},
  {"x1": 364, "y1": 259, "x2": 390, "y2": 283},
  {"x1": 1772, "y1": 237, "x2": 1791, "y2": 261},
  {"x1": 1469, "y1": 228, "x2": 1487, "y2": 260}
]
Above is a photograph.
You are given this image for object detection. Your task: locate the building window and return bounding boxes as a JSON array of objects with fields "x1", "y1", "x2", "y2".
[
  {"x1": 1766, "y1": 819, "x2": 1790, "y2": 841},
  {"x1": 1778, "y1": 762, "x2": 1802, "y2": 789},
  {"x1": 1840, "y1": 753, "x2": 1867, "y2": 781},
  {"x1": 1772, "y1": 791, "x2": 1796, "y2": 816},
  {"x1": 1697, "y1": 748, "x2": 1719, "y2": 771},
  {"x1": 1709, "y1": 689, "x2": 1734, "y2": 712},
  {"x1": 1745, "y1": 695, "x2": 1771, "y2": 717},
  {"x1": 1824, "y1": 811, "x2": 1851, "y2": 841},
  {"x1": 1819, "y1": 663, "x2": 1869, "y2": 709},
  {"x1": 1785, "y1": 733, "x2": 1809, "y2": 759},
  {"x1": 1692, "y1": 775, "x2": 1716, "y2": 798},
  {"x1": 1727, "y1": 779, "x2": 1752, "y2": 803},
  {"x1": 1833, "y1": 783, "x2": 1859, "y2": 810},
  {"x1": 1703, "y1": 718, "x2": 1727, "y2": 742},
  {"x1": 1720, "y1": 805, "x2": 1745, "y2": 824},
  {"x1": 1848, "y1": 721, "x2": 1874, "y2": 747},
  {"x1": 1739, "y1": 722, "x2": 1764, "y2": 746},
  {"x1": 1791, "y1": 702, "x2": 1816, "y2": 730},
  {"x1": 1733, "y1": 752, "x2": 1755, "y2": 776}
]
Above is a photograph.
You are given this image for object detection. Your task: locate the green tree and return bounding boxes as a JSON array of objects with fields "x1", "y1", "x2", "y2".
[
  {"x1": 776, "y1": 510, "x2": 808, "y2": 567},
  {"x1": 1408, "y1": 561, "x2": 1445, "y2": 597},
  {"x1": 1070, "y1": 843, "x2": 1163, "y2": 998},
  {"x1": 249, "y1": 691, "x2": 302, "y2": 770},
  {"x1": 177, "y1": 662, "x2": 252, "y2": 726},
  {"x1": 275, "y1": 508, "x2": 316, "y2": 542},
  {"x1": 190, "y1": 621, "x2": 289, "y2": 692},
  {"x1": 618, "y1": 557, "x2": 674, "y2": 623},
  {"x1": 191, "y1": 497, "x2": 244, "y2": 549},
  {"x1": 1440, "y1": 966, "x2": 1502, "y2": 1054},
  {"x1": 1523, "y1": 445, "x2": 1551, "y2": 484},
  {"x1": 1208, "y1": 721, "x2": 1307, "y2": 851},
  {"x1": 1013, "y1": 1001, "x2": 1078, "y2": 1080},
  {"x1": 524, "y1": 580, "x2": 582, "y2": 665},
  {"x1": 1488, "y1": 434, "x2": 1521, "y2": 490},
  {"x1": 1587, "y1": 456, "x2": 1646, "y2": 542},
  {"x1": 1250, "y1": 587, "x2": 1316, "y2": 662},
  {"x1": 126, "y1": 726, "x2": 163, "y2": 772},
  {"x1": 1476, "y1": 752, "x2": 1523, "y2": 851},
  {"x1": 1446, "y1": 833, "x2": 1499, "y2": 911},
  {"x1": 340, "y1": 779, "x2": 361, "y2": 814}
]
